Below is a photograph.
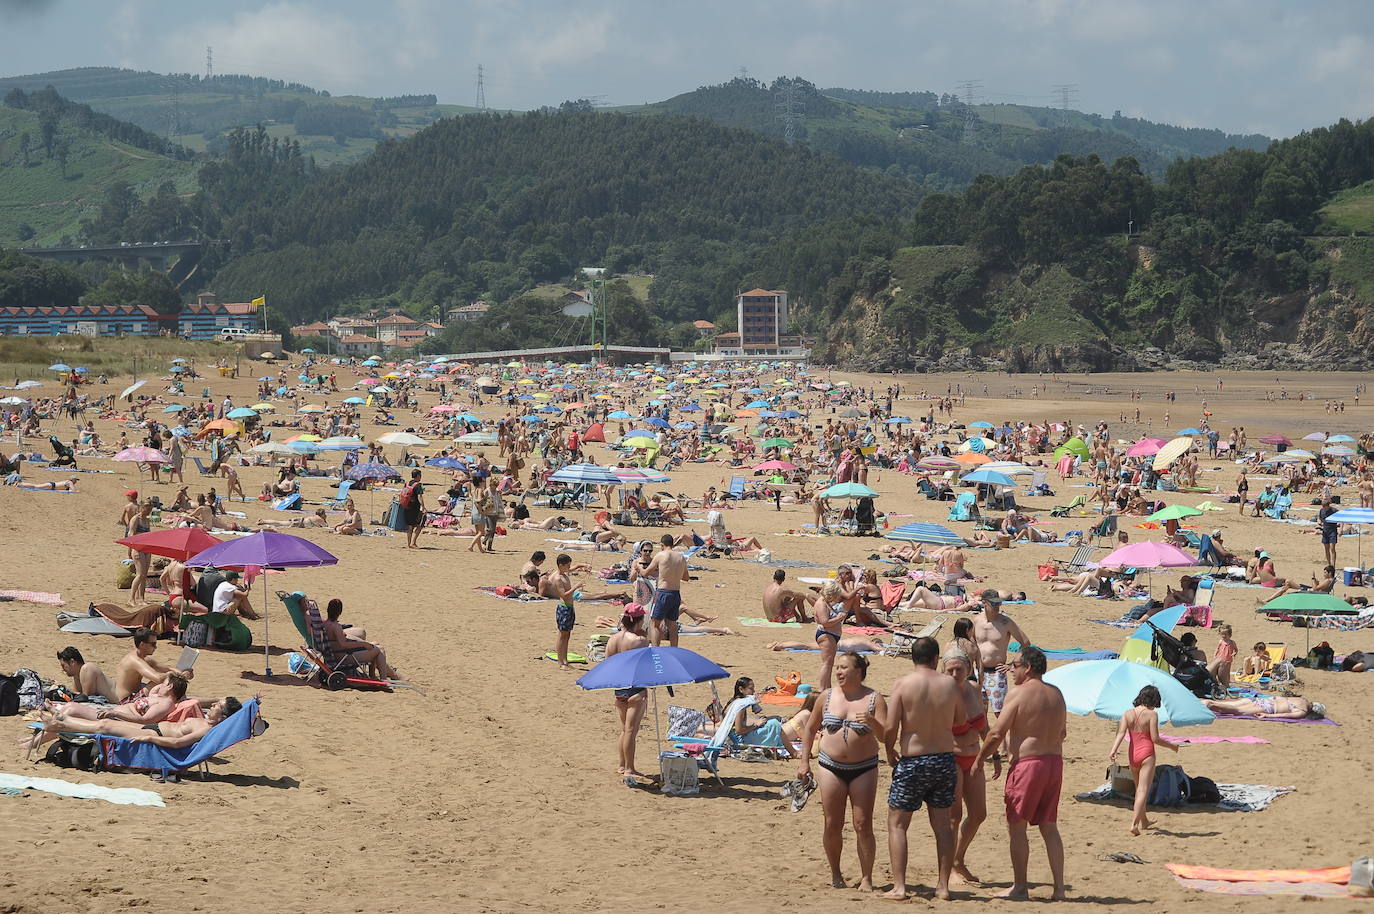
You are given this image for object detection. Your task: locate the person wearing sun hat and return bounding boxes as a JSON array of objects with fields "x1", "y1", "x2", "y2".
[{"x1": 606, "y1": 602, "x2": 650, "y2": 784}]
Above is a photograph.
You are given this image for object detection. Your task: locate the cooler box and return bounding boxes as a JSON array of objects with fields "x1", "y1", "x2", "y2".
[
  {"x1": 659, "y1": 751, "x2": 700, "y2": 796},
  {"x1": 1344, "y1": 568, "x2": 1363, "y2": 587},
  {"x1": 1108, "y1": 764, "x2": 1136, "y2": 800}
]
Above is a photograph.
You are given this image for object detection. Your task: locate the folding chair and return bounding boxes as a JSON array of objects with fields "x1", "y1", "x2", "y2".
[
  {"x1": 322, "y1": 479, "x2": 355, "y2": 509},
  {"x1": 192, "y1": 457, "x2": 216, "y2": 476},
  {"x1": 1058, "y1": 543, "x2": 1095, "y2": 574}
]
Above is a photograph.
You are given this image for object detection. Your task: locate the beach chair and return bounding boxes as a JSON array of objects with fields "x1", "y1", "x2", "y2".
[
  {"x1": 1196, "y1": 534, "x2": 1224, "y2": 567},
  {"x1": 178, "y1": 610, "x2": 253, "y2": 650},
  {"x1": 916, "y1": 477, "x2": 940, "y2": 499},
  {"x1": 1050, "y1": 494, "x2": 1087, "y2": 517},
  {"x1": 725, "y1": 476, "x2": 746, "y2": 500},
  {"x1": 1089, "y1": 513, "x2": 1118, "y2": 545},
  {"x1": 880, "y1": 581, "x2": 907, "y2": 612},
  {"x1": 1057, "y1": 543, "x2": 1095, "y2": 574},
  {"x1": 192, "y1": 457, "x2": 216, "y2": 477},
  {"x1": 322, "y1": 479, "x2": 355, "y2": 509},
  {"x1": 890, "y1": 617, "x2": 946, "y2": 653},
  {"x1": 100, "y1": 698, "x2": 265, "y2": 780},
  {"x1": 276, "y1": 591, "x2": 395, "y2": 692},
  {"x1": 947, "y1": 492, "x2": 977, "y2": 522},
  {"x1": 1178, "y1": 529, "x2": 1203, "y2": 549},
  {"x1": 273, "y1": 492, "x2": 302, "y2": 511},
  {"x1": 1266, "y1": 493, "x2": 1292, "y2": 519},
  {"x1": 1026, "y1": 470, "x2": 1047, "y2": 494}
]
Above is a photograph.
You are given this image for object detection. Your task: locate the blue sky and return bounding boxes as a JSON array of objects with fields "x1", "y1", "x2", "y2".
[{"x1": 2, "y1": 0, "x2": 1373, "y2": 137}]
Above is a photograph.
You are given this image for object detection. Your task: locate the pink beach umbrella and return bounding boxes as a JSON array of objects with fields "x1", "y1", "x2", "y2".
[
  {"x1": 1099, "y1": 541, "x2": 1196, "y2": 570},
  {"x1": 112, "y1": 447, "x2": 167, "y2": 464},
  {"x1": 1125, "y1": 437, "x2": 1168, "y2": 457}
]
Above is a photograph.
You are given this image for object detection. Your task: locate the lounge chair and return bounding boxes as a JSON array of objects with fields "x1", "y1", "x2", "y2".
[
  {"x1": 192, "y1": 457, "x2": 216, "y2": 477},
  {"x1": 1266, "y1": 494, "x2": 1292, "y2": 520},
  {"x1": 1197, "y1": 534, "x2": 1224, "y2": 567},
  {"x1": 322, "y1": 479, "x2": 355, "y2": 510},
  {"x1": 101, "y1": 698, "x2": 265, "y2": 779},
  {"x1": 725, "y1": 476, "x2": 746, "y2": 500},
  {"x1": 947, "y1": 492, "x2": 977, "y2": 522},
  {"x1": 671, "y1": 696, "x2": 760, "y2": 784},
  {"x1": 1057, "y1": 543, "x2": 1096, "y2": 574},
  {"x1": 1089, "y1": 514, "x2": 1118, "y2": 544},
  {"x1": 1050, "y1": 494, "x2": 1087, "y2": 517},
  {"x1": 277, "y1": 591, "x2": 402, "y2": 692}
]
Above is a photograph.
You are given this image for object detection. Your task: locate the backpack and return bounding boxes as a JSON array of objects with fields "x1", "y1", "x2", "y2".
[
  {"x1": 1186, "y1": 775, "x2": 1222, "y2": 804},
  {"x1": 45, "y1": 737, "x2": 101, "y2": 771},
  {"x1": 115, "y1": 559, "x2": 136, "y2": 589},
  {"x1": 0, "y1": 674, "x2": 19, "y2": 716},
  {"x1": 1306, "y1": 643, "x2": 1335, "y2": 670},
  {"x1": 1148, "y1": 764, "x2": 1189, "y2": 807},
  {"x1": 13, "y1": 668, "x2": 43, "y2": 712},
  {"x1": 399, "y1": 484, "x2": 418, "y2": 508},
  {"x1": 182, "y1": 618, "x2": 210, "y2": 649}
]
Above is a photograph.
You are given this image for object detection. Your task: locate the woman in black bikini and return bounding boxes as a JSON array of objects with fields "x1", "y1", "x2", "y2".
[
  {"x1": 797, "y1": 651, "x2": 887, "y2": 891},
  {"x1": 811, "y1": 581, "x2": 846, "y2": 691},
  {"x1": 1236, "y1": 470, "x2": 1250, "y2": 516}
]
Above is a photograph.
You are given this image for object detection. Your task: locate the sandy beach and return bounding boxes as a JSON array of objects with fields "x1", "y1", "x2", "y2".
[{"x1": 2, "y1": 361, "x2": 1372, "y2": 913}]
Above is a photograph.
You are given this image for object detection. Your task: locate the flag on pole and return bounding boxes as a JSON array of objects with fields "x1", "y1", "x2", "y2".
[{"x1": 250, "y1": 296, "x2": 265, "y2": 310}]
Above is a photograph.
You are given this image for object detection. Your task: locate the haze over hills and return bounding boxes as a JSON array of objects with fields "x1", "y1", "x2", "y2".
[{"x1": 4, "y1": 68, "x2": 1374, "y2": 372}]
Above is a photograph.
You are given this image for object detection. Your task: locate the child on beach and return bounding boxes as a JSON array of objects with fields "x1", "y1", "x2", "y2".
[
  {"x1": 1207, "y1": 625, "x2": 1237, "y2": 691},
  {"x1": 1107, "y1": 686, "x2": 1179, "y2": 835}
]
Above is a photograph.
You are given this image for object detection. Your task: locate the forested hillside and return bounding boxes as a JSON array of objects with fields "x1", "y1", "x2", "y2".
[{"x1": 814, "y1": 117, "x2": 1374, "y2": 372}]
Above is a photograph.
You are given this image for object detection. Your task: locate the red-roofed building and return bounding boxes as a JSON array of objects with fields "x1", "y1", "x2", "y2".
[
  {"x1": 338, "y1": 334, "x2": 381, "y2": 356},
  {"x1": 375, "y1": 313, "x2": 419, "y2": 343}
]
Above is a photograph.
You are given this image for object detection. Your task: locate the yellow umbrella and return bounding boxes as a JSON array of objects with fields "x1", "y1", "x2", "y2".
[
  {"x1": 250, "y1": 402, "x2": 276, "y2": 411},
  {"x1": 517, "y1": 378, "x2": 536, "y2": 385},
  {"x1": 534, "y1": 393, "x2": 551, "y2": 399},
  {"x1": 684, "y1": 377, "x2": 702, "y2": 384}
]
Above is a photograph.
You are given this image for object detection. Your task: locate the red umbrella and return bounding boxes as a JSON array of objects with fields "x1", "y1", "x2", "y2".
[{"x1": 115, "y1": 528, "x2": 225, "y2": 560}]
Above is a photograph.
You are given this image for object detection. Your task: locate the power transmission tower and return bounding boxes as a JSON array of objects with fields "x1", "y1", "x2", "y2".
[
  {"x1": 168, "y1": 81, "x2": 182, "y2": 138},
  {"x1": 738, "y1": 65, "x2": 749, "y2": 81},
  {"x1": 775, "y1": 82, "x2": 804, "y2": 145},
  {"x1": 955, "y1": 79, "x2": 982, "y2": 145},
  {"x1": 206, "y1": 46, "x2": 213, "y2": 80},
  {"x1": 475, "y1": 64, "x2": 486, "y2": 109},
  {"x1": 1052, "y1": 83, "x2": 1079, "y2": 110}
]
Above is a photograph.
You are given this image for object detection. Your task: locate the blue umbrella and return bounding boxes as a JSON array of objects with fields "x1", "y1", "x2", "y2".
[
  {"x1": 969, "y1": 420, "x2": 994, "y2": 429},
  {"x1": 549, "y1": 463, "x2": 620, "y2": 486},
  {"x1": 347, "y1": 463, "x2": 402, "y2": 481},
  {"x1": 746, "y1": 400, "x2": 771, "y2": 409},
  {"x1": 961, "y1": 469, "x2": 1016, "y2": 486},
  {"x1": 343, "y1": 397, "x2": 366, "y2": 405},
  {"x1": 576, "y1": 645, "x2": 729, "y2": 690},
  {"x1": 300, "y1": 348, "x2": 315, "y2": 353},
  {"x1": 886, "y1": 522, "x2": 963, "y2": 545},
  {"x1": 607, "y1": 410, "x2": 633, "y2": 419},
  {"x1": 163, "y1": 404, "x2": 187, "y2": 414},
  {"x1": 426, "y1": 457, "x2": 466, "y2": 469},
  {"x1": 48, "y1": 363, "x2": 72, "y2": 372},
  {"x1": 519, "y1": 415, "x2": 544, "y2": 423},
  {"x1": 1043, "y1": 659, "x2": 1214, "y2": 726},
  {"x1": 821, "y1": 482, "x2": 879, "y2": 499},
  {"x1": 643, "y1": 417, "x2": 670, "y2": 428},
  {"x1": 227, "y1": 407, "x2": 258, "y2": 419},
  {"x1": 679, "y1": 403, "x2": 703, "y2": 412},
  {"x1": 454, "y1": 414, "x2": 482, "y2": 423},
  {"x1": 673, "y1": 421, "x2": 697, "y2": 430},
  {"x1": 776, "y1": 410, "x2": 801, "y2": 419},
  {"x1": 886, "y1": 416, "x2": 912, "y2": 424},
  {"x1": 288, "y1": 441, "x2": 321, "y2": 454},
  {"x1": 1328, "y1": 507, "x2": 1374, "y2": 524},
  {"x1": 538, "y1": 405, "x2": 562, "y2": 414},
  {"x1": 1177, "y1": 427, "x2": 1204, "y2": 435}
]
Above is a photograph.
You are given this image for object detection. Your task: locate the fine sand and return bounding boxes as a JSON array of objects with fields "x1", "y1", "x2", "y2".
[{"x1": 2, "y1": 364, "x2": 1372, "y2": 912}]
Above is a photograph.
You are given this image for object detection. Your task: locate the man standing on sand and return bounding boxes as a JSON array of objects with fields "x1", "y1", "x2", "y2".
[
  {"x1": 540, "y1": 554, "x2": 577, "y2": 671},
  {"x1": 645, "y1": 533, "x2": 690, "y2": 647},
  {"x1": 973, "y1": 589, "x2": 1031, "y2": 716},
  {"x1": 881, "y1": 636, "x2": 964, "y2": 901},
  {"x1": 762, "y1": 569, "x2": 811, "y2": 623},
  {"x1": 975, "y1": 646, "x2": 1067, "y2": 901}
]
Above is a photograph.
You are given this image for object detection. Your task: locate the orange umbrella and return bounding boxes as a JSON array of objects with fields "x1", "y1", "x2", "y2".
[
  {"x1": 735, "y1": 409, "x2": 759, "y2": 418},
  {"x1": 196, "y1": 418, "x2": 241, "y2": 438},
  {"x1": 954, "y1": 452, "x2": 992, "y2": 465}
]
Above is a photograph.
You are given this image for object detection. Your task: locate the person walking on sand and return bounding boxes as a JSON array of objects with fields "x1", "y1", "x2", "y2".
[
  {"x1": 400, "y1": 469, "x2": 425, "y2": 549},
  {"x1": 606, "y1": 604, "x2": 650, "y2": 786},
  {"x1": 975, "y1": 646, "x2": 1067, "y2": 901},
  {"x1": 881, "y1": 636, "x2": 964, "y2": 901},
  {"x1": 1107, "y1": 685, "x2": 1178, "y2": 836},
  {"x1": 645, "y1": 533, "x2": 690, "y2": 647}
]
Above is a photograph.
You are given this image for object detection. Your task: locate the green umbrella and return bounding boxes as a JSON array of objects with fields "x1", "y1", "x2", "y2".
[
  {"x1": 1258, "y1": 592, "x2": 1357, "y2": 615},
  {"x1": 762, "y1": 438, "x2": 793, "y2": 449},
  {"x1": 621, "y1": 436, "x2": 657, "y2": 449},
  {"x1": 1146, "y1": 504, "x2": 1204, "y2": 522},
  {"x1": 1053, "y1": 437, "x2": 1091, "y2": 461}
]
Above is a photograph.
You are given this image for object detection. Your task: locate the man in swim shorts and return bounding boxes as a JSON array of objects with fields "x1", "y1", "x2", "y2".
[
  {"x1": 645, "y1": 533, "x2": 690, "y2": 648},
  {"x1": 881, "y1": 636, "x2": 964, "y2": 901},
  {"x1": 972, "y1": 590, "x2": 1030, "y2": 716},
  {"x1": 976, "y1": 645, "x2": 1067, "y2": 901},
  {"x1": 540, "y1": 554, "x2": 578, "y2": 671}
]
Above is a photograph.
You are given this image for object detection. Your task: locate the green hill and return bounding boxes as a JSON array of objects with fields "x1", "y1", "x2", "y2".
[
  {"x1": 0, "y1": 103, "x2": 195, "y2": 245},
  {"x1": 1319, "y1": 179, "x2": 1374, "y2": 236},
  {"x1": 0, "y1": 68, "x2": 484, "y2": 167}
]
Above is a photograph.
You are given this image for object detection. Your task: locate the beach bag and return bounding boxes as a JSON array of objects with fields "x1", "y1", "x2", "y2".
[
  {"x1": 115, "y1": 559, "x2": 136, "y2": 590},
  {"x1": 1149, "y1": 765, "x2": 1188, "y2": 807},
  {"x1": 1306, "y1": 643, "x2": 1334, "y2": 670},
  {"x1": 1351, "y1": 857, "x2": 1374, "y2": 898},
  {"x1": 1037, "y1": 563, "x2": 1057, "y2": 581},
  {"x1": 385, "y1": 500, "x2": 407, "y2": 532},
  {"x1": 0, "y1": 674, "x2": 20, "y2": 716},
  {"x1": 45, "y1": 737, "x2": 100, "y2": 772},
  {"x1": 182, "y1": 618, "x2": 210, "y2": 649},
  {"x1": 1186, "y1": 775, "x2": 1221, "y2": 804},
  {"x1": 287, "y1": 652, "x2": 319, "y2": 678},
  {"x1": 586, "y1": 634, "x2": 610, "y2": 663},
  {"x1": 12, "y1": 668, "x2": 43, "y2": 712}
]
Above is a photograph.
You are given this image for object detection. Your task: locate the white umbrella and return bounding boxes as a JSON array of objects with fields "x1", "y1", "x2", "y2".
[
  {"x1": 377, "y1": 432, "x2": 430, "y2": 447},
  {"x1": 119, "y1": 380, "x2": 146, "y2": 401}
]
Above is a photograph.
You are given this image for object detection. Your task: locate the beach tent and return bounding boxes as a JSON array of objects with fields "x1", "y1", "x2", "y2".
[
  {"x1": 1053, "y1": 437, "x2": 1091, "y2": 461},
  {"x1": 582, "y1": 423, "x2": 606, "y2": 443}
]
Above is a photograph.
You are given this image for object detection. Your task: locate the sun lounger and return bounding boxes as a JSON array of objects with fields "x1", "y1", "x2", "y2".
[
  {"x1": 671, "y1": 696, "x2": 758, "y2": 784},
  {"x1": 192, "y1": 457, "x2": 216, "y2": 477},
  {"x1": 1058, "y1": 543, "x2": 1095, "y2": 574},
  {"x1": 322, "y1": 479, "x2": 355, "y2": 509},
  {"x1": 101, "y1": 698, "x2": 264, "y2": 779},
  {"x1": 1051, "y1": 494, "x2": 1087, "y2": 517}
]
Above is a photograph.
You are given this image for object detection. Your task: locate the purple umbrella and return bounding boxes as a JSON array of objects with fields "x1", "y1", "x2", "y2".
[{"x1": 187, "y1": 531, "x2": 338, "y2": 675}]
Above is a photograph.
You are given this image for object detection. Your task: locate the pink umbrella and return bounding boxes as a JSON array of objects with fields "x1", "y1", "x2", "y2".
[
  {"x1": 753, "y1": 460, "x2": 798, "y2": 472},
  {"x1": 112, "y1": 447, "x2": 167, "y2": 464},
  {"x1": 1125, "y1": 437, "x2": 1168, "y2": 457},
  {"x1": 1258, "y1": 434, "x2": 1292, "y2": 446},
  {"x1": 1098, "y1": 541, "x2": 1195, "y2": 569}
]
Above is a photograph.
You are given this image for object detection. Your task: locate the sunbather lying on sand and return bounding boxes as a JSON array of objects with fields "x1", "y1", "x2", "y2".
[
  {"x1": 256, "y1": 508, "x2": 328, "y2": 529},
  {"x1": 765, "y1": 637, "x2": 886, "y2": 652},
  {"x1": 20, "y1": 476, "x2": 78, "y2": 491},
  {"x1": 896, "y1": 585, "x2": 981, "y2": 612},
  {"x1": 1204, "y1": 695, "x2": 1326, "y2": 719}
]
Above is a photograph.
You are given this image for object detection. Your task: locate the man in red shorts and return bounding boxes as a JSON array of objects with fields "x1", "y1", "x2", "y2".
[{"x1": 975, "y1": 645, "x2": 1067, "y2": 900}]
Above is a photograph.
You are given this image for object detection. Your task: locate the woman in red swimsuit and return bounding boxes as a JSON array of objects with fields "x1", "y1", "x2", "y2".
[
  {"x1": 1108, "y1": 685, "x2": 1179, "y2": 835},
  {"x1": 943, "y1": 649, "x2": 998, "y2": 884}
]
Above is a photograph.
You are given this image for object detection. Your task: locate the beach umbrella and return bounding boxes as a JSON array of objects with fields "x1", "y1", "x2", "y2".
[
  {"x1": 614, "y1": 467, "x2": 670, "y2": 484},
  {"x1": 642, "y1": 417, "x2": 671, "y2": 428},
  {"x1": 16, "y1": 380, "x2": 41, "y2": 389},
  {"x1": 762, "y1": 438, "x2": 793, "y2": 449},
  {"x1": 1328, "y1": 507, "x2": 1374, "y2": 524},
  {"x1": 969, "y1": 420, "x2": 994, "y2": 429},
  {"x1": 821, "y1": 482, "x2": 879, "y2": 499},
  {"x1": 1053, "y1": 437, "x2": 1092, "y2": 461},
  {"x1": 113, "y1": 447, "x2": 166, "y2": 466},
  {"x1": 227, "y1": 407, "x2": 258, "y2": 419},
  {"x1": 250, "y1": 403, "x2": 276, "y2": 412},
  {"x1": 347, "y1": 462, "x2": 402, "y2": 482},
  {"x1": 426, "y1": 457, "x2": 466, "y2": 470},
  {"x1": 1099, "y1": 541, "x2": 1195, "y2": 569},
  {"x1": 746, "y1": 399, "x2": 771, "y2": 409},
  {"x1": 607, "y1": 410, "x2": 633, "y2": 419},
  {"x1": 1324, "y1": 446, "x2": 1356, "y2": 457},
  {"x1": 1151, "y1": 437, "x2": 1193, "y2": 470},
  {"x1": 297, "y1": 405, "x2": 325, "y2": 414},
  {"x1": 343, "y1": 397, "x2": 366, "y2": 405},
  {"x1": 915, "y1": 455, "x2": 960, "y2": 471},
  {"x1": 162, "y1": 404, "x2": 187, "y2": 413},
  {"x1": 48, "y1": 363, "x2": 72, "y2": 372},
  {"x1": 549, "y1": 463, "x2": 621, "y2": 486},
  {"x1": 289, "y1": 441, "x2": 321, "y2": 455},
  {"x1": 1261, "y1": 453, "x2": 1303, "y2": 465},
  {"x1": 886, "y1": 416, "x2": 912, "y2": 425},
  {"x1": 953, "y1": 452, "x2": 991, "y2": 465},
  {"x1": 1302, "y1": 432, "x2": 1328, "y2": 442},
  {"x1": 300, "y1": 348, "x2": 315, "y2": 354},
  {"x1": 119, "y1": 380, "x2": 146, "y2": 401},
  {"x1": 1146, "y1": 504, "x2": 1204, "y2": 522},
  {"x1": 619, "y1": 436, "x2": 658, "y2": 449},
  {"x1": 318, "y1": 437, "x2": 365, "y2": 451},
  {"x1": 456, "y1": 431, "x2": 499, "y2": 445},
  {"x1": 116, "y1": 527, "x2": 224, "y2": 561},
  {"x1": 982, "y1": 462, "x2": 1034, "y2": 476},
  {"x1": 1259, "y1": 592, "x2": 1357, "y2": 616},
  {"x1": 186, "y1": 532, "x2": 338, "y2": 676},
  {"x1": 838, "y1": 408, "x2": 863, "y2": 418},
  {"x1": 1258, "y1": 434, "x2": 1291, "y2": 447},
  {"x1": 378, "y1": 432, "x2": 430, "y2": 447},
  {"x1": 1126, "y1": 437, "x2": 1168, "y2": 457},
  {"x1": 0, "y1": 396, "x2": 26, "y2": 406},
  {"x1": 249, "y1": 442, "x2": 298, "y2": 457},
  {"x1": 1043, "y1": 659, "x2": 1214, "y2": 726},
  {"x1": 752, "y1": 459, "x2": 798, "y2": 472},
  {"x1": 886, "y1": 522, "x2": 963, "y2": 546},
  {"x1": 960, "y1": 469, "x2": 1016, "y2": 487},
  {"x1": 576, "y1": 645, "x2": 731, "y2": 756},
  {"x1": 1327, "y1": 434, "x2": 1356, "y2": 443},
  {"x1": 958, "y1": 437, "x2": 994, "y2": 453},
  {"x1": 1176, "y1": 427, "x2": 1204, "y2": 436},
  {"x1": 1283, "y1": 448, "x2": 1316, "y2": 459}
]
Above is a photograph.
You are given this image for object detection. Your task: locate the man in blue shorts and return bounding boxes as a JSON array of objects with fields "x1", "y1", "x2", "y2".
[
  {"x1": 645, "y1": 533, "x2": 690, "y2": 647},
  {"x1": 540, "y1": 554, "x2": 578, "y2": 671}
]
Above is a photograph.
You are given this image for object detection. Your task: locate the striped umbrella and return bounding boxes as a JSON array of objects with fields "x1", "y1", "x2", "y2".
[
  {"x1": 915, "y1": 455, "x2": 960, "y2": 471},
  {"x1": 886, "y1": 522, "x2": 964, "y2": 545},
  {"x1": 614, "y1": 467, "x2": 670, "y2": 484},
  {"x1": 549, "y1": 463, "x2": 621, "y2": 485}
]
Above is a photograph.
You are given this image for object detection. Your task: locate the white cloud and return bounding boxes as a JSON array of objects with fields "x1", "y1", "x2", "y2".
[{"x1": 510, "y1": 10, "x2": 613, "y2": 77}]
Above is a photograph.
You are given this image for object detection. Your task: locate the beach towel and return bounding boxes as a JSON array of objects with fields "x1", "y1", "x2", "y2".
[
  {"x1": 15, "y1": 486, "x2": 77, "y2": 494},
  {"x1": 1077, "y1": 781, "x2": 1294, "y2": 812},
  {"x1": 1090, "y1": 618, "x2": 1139, "y2": 629},
  {"x1": 1166, "y1": 863, "x2": 1349, "y2": 884},
  {"x1": 738, "y1": 618, "x2": 805, "y2": 628},
  {"x1": 758, "y1": 692, "x2": 806, "y2": 706},
  {"x1": 1162, "y1": 735, "x2": 1269, "y2": 745},
  {"x1": 0, "y1": 589, "x2": 65, "y2": 605},
  {"x1": 1171, "y1": 876, "x2": 1352, "y2": 897},
  {"x1": 0, "y1": 772, "x2": 164, "y2": 807},
  {"x1": 1213, "y1": 713, "x2": 1340, "y2": 725}
]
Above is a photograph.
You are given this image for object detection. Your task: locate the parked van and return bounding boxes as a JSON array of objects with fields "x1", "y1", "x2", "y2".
[{"x1": 219, "y1": 327, "x2": 251, "y2": 340}]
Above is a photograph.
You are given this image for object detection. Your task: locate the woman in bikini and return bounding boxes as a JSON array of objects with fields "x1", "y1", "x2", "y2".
[
  {"x1": 797, "y1": 652, "x2": 888, "y2": 891},
  {"x1": 605, "y1": 605, "x2": 650, "y2": 785},
  {"x1": 811, "y1": 581, "x2": 846, "y2": 691},
  {"x1": 852, "y1": 568, "x2": 894, "y2": 629},
  {"x1": 1107, "y1": 685, "x2": 1178, "y2": 835},
  {"x1": 943, "y1": 649, "x2": 997, "y2": 884}
]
